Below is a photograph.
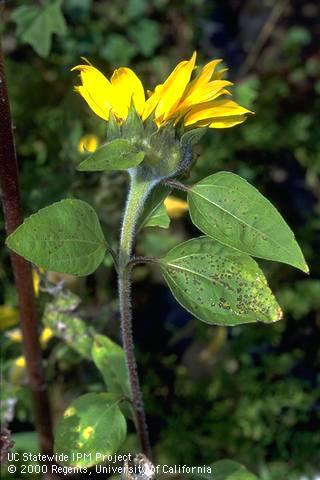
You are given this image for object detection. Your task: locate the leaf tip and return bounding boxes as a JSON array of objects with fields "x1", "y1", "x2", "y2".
[
  {"x1": 295, "y1": 259, "x2": 310, "y2": 274},
  {"x1": 76, "y1": 161, "x2": 86, "y2": 171},
  {"x1": 5, "y1": 232, "x2": 16, "y2": 251}
]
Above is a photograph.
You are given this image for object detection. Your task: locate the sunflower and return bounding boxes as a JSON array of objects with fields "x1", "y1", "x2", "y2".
[{"x1": 72, "y1": 52, "x2": 252, "y2": 129}]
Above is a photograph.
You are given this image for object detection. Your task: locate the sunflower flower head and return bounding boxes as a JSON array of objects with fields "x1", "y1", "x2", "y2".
[{"x1": 72, "y1": 53, "x2": 252, "y2": 179}]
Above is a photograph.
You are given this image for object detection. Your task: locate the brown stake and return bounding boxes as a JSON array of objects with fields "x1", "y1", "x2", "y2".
[{"x1": 0, "y1": 40, "x2": 54, "y2": 455}]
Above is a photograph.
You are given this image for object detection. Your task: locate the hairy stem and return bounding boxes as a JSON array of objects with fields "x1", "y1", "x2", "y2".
[
  {"x1": 128, "y1": 256, "x2": 159, "y2": 268},
  {"x1": 0, "y1": 41, "x2": 54, "y2": 455},
  {"x1": 118, "y1": 172, "x2": 153, "y2": 459},
  {"x1": 164, "y1": 178, "x2": 190, "y2": 192}
]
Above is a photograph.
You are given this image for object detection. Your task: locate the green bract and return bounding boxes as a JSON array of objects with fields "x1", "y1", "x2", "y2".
[
  {"x1": 138, "y1": 184, "x2": 171, "y2": 230},
  {"x1": 180, "y1": 127, "x2": 207, "y2": 148},
  {"x1": 77, "y1": 138, "x2": 145, "y2": 171},
  {"x1": 144, "y1": 203, "x2": 170, "y2": 228},
  {"x1": 77, "y1": 108, "x2": 197, "y2": 180}
]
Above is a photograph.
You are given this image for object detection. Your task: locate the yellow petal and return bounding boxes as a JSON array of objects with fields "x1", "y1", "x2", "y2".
[
  {"x1": 72, "y1": 65, "x2": 113, "y2": 120},
  {"x1": 212, "y1": 67, "x2": 228, "y2": 80},
  {"x1": 164, "y1": 196, "x2": 188, "y2": 218},
  {"x1": 78, "y1": 134, "x2": 99, "y2": 153},
  {"x1": 111, "y1": 67, "x2": 145, "y2": 117},
  {"x1": 193, "y1": 59, "x2": 223, "y2": 84},
  {"x1": 195, "y1": 115, "x2": 248, "y2": 128},
  {"x1": 151, "y1": 59, "x2": 226, "y2": 124},
  {"x1": 75, "y1": 86, "x2": 108, "y2": 120},
  {"x1": 176, "y1": 80, "x2": 233, "y2": 117},
  {"x1": 219, "y1": 89, "x2": 232, "y2": 96},
  {"x1": 155, "y1": 52, "x2": 197, "y2": 123},
  {"x1": 142, "y1": 84, "x2": 163, "y2": 121},
  {"x1": 180, "y1": 59, "x2": 223, "y2": 100},
  {"x1": 208, "y1": 115, "x2": 248, "y2": 128},
  {"x1": 184, "y1": 99, "x2": 252, "y2": 127}
]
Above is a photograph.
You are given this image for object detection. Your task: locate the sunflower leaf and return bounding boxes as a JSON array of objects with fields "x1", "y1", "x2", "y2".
[
  {"x1": 91, "y1": 334, "x2": 130, "y2": 398},
  {"x1": 160, "y1": 236, "x2": 282, "y2": 326},
  {"x1": 55, "y1": 393, "x2": 126, "y2": 467},
  {"x1": 188, "y1": 172, "x2": 308, "y2": 273},
  {"x1": 77, "y1": 139, "x2": 145, "y2": 171},
  {"x1": 6, "y1": 199, "x2": 107, "y2": 276}
]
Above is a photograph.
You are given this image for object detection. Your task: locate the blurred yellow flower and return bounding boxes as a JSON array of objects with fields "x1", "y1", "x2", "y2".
[
  {"x1": 164, "y1": 196, "x2": 189, "y2": 218},
  {"x1": 11, "y1": 356, "x2": 27, "y2": 385},
  {"x1": 6, "y1": 326, "x2": 53, "y2": 348},
  {"x1": 6, "y1": 328, "x2": 22, "y2": 343},
  {"x1": 78, "y1": 134, "x2": 99, "y2": 153},
  {"x1": 33, "y1": 269, "x2": 40, "y2": 297},
  {"x1": 15, "y1": 356, "x2": 26, "y2": 368},
  {"x1": 0, "y1": 305, "x2": 19, "y2": 330},
  {"x1": 72, "y1": 53, "x2": 252, "y2": 128},
  {"x1": 40, "y1": 327, "x2": 53, "y2": 346}
]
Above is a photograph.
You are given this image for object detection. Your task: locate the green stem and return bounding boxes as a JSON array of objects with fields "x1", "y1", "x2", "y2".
[{"x1": 118, "y1": 171, "x2": 153, "y2": 459}]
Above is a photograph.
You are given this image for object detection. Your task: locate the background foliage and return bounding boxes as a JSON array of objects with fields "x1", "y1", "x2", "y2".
[{"x1": 1, "y1": 1, "x2": 319, "y2": 479}]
